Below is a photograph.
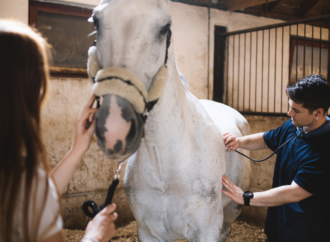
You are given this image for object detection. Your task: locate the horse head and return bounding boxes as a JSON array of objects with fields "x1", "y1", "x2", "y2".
[{"x1": 88, "y1": 0, "x2": 172, "y2": 159}]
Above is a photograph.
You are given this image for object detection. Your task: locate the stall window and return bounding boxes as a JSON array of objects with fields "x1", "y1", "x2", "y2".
[
  {"x1": 289, "y1": 38, "x2": 329, "y2": 85},
  {"x1": 29, "y1": 2, "x2": 94, "y2": 78}
]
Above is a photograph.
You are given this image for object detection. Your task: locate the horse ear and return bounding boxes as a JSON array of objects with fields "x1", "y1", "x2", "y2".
[
  {"x1": 158, "y1": 0, "x2": 169, "y2": 8},
  {"x1": 100, "y1": 0, "x2": 112, "y2": 4}
]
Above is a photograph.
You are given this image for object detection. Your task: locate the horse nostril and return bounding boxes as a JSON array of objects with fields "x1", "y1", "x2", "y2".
[
  {"x1": 93, "y1": 15, "x2": 99, "y2": 30},
  {"x1": 126, "y1": 118, "x2": 136, "y2": 141},
  {"x1": 123, "y1": 113, "x2": 145, "y2": 155}
]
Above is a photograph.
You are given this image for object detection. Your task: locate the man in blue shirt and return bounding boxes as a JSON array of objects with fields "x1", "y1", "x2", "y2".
[{"x1": 222, "y1": 74, "x2": 330, "y2": 242}]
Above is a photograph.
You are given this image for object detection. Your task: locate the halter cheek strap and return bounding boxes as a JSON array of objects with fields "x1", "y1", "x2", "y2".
[{"x1": 87, "y1": 46, "x2": 168, "y2": 121}]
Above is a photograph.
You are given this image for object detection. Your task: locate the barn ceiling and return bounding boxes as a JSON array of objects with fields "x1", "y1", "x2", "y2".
[{"x1": 179, "y1": 0, "x2": 330, "y2": 21}]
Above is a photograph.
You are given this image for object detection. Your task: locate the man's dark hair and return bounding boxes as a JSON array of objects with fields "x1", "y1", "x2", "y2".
[{"x1": 286, "y1": 74, "x2": 330, "y2": 114}]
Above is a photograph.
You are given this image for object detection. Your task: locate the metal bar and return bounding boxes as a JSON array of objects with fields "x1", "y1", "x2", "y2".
[
  {"x1": 296, "y1": 24, "x2": 298, "y2": 82},
  {"x1": 226, "y1": 36, "x2": 229, "y2": 105},
  {"x1": 288, "y1": 25, "x2": 291, "y2": 112},
  {"x1": 328, "y1": 19, "x2": 330, "y2": 80},
  {"x1": 312, "y1": 21, "x2": 314, "y2": 73},
  {"x1": 249, "y1": 32, "x2": 252, "y2": 111},
  {"x1": 319, "y1": 22, "x2": 322, "y2": 75},
  {"x1": 281, "y1": 26, "x2": 284, "y2": 113},
  {"x1": 255, "y1": 31, "x2": 258, "y2": 112},
  {"x1": 288, "y1": 25, "x2": 292, "y2": 82},
  {"x1": 274, "y1": 27, "x2": 277, "y2": 113},
  {"x1": 328, "y1": 19, "x2": 330, "y2": 81},
  {"x1": 239, "y1": 111, "x2": 289, "y2": 117},
  {"x1": 238, "y1": 34, "x2": 240, "y2": 110},
  {"x1": 218, "y1": 14, "x2": 330, "y2": 37},
  {"x1": 268, "y1": 28, "x2": 271, "y2": 112},
  {"x1": 303, "y1": 24, "x2": 306, "y2": 77},
  {"x1": 324, "y1": 19, "x2": 330, "y2": 81},
  {"x1": 243, "y1": 33, "x2": 246, "y2": 111},
  {"x1": 262, "y1": 29, "x2": 264, "y2": 112},
  {"x1": 232, "y1": 35, "x2": 235, "y2": 108}
]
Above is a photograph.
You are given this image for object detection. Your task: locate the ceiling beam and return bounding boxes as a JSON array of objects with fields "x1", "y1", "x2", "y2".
[
  {"x1": 267, "y1": 0, "x2": 284, "y2": 12},
  {"x1": 242, "y1": 8, "x2": 300, "y2": 21},
  {"x1": 299, "y1": 0, "x2": 323, "y2": 18},
  {"x1": 226, "y1": 0, "x2": 279, "y2": 11}
]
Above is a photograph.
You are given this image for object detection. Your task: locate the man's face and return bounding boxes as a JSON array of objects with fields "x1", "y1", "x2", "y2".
[{"x1": 287, "y1": 99, "x2": 316, "y2": 127}]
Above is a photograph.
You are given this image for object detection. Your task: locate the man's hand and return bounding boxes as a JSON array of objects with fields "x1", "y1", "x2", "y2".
[
  {"x1": 221, "y1": 174, "x2": 244, "y2": 205},
  {"x1": 223, "y1": 133, "x2": 240, "y2": 151},
  {"x1": 223, "y1": 132, "x2": 267, "y2": 151}
]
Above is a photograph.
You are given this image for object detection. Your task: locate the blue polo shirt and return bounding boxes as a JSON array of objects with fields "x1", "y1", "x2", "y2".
[{"x1": 263, "y1": 117, "x2": 330, "y2": 242}]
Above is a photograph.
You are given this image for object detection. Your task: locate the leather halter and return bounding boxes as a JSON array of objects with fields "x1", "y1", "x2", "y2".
[{"x1": 90, "y1": 29, "x2": 172, "y2": 123}]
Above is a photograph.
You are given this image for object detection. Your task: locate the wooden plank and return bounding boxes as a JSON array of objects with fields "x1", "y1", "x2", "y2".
[
  {"x1": 29, "y1": 2, "x2": 92, "y2": 18},
  {"x1": 299, "y1": 0, "x2": 323, "y2": 18},
  {"x1": 226, "y1": 0, "x2": 279, "y2": 11},
  {"x1": 50, "y1": 67, "x2": 88, "y2": 78},
  {"x1": 29, "y1": 4, "x2": 37, "y2": 27}
]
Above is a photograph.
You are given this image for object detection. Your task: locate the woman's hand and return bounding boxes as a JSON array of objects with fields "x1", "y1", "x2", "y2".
[
  {"x1": 223, "y1": 133, "x2": 240, "y2": 151},
  {"x1": 73, "y1": 95, "x2": 99, "y2": 154},
  {"x1": 84, "y1": 204, "x2": 118, "y2": 242},
  {"x1": 221, "y1": 174, "x2": 244, "y2": 205}
]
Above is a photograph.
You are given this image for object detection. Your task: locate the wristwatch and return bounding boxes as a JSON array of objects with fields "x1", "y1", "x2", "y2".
[{"x1": 243, "y1": 191, "x2": 254, "y2": 206}]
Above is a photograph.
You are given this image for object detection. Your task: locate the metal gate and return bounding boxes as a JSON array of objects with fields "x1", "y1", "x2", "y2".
[{"x1": 214, "y1": 14, "x2": 330, "y2": 116}]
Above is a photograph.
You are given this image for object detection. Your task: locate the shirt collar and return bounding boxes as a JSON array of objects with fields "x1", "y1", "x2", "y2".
[{"x1": 296, "y1": 116, "x2": 330, "y2": 138}]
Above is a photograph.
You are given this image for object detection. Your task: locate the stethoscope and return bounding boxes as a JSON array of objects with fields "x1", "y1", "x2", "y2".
[{"x1": 233, "y1": 115, "x2": 319, "y2": 162}]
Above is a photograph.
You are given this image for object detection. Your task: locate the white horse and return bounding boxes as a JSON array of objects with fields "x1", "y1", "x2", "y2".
[{"x1": 88, "y1": 0, "x2": 251, "y2": 241}]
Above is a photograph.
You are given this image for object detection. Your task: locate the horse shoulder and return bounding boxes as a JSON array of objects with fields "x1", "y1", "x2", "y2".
[{"x1": 198, "y1": 99, "x2": 250, "y2": 137}]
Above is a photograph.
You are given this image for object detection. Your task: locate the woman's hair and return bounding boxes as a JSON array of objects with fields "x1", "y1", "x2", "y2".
[{"x1": 0, "y1": 20, "x2": 52, "y2": 242}]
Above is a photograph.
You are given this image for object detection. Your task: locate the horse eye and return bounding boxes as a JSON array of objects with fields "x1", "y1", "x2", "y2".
[
  {"x1": 93, "y1": 15, "x2": 99, "y2": 30},
  {"x1": 160, "y1": 23, "x2": 171, "y2": 35}
]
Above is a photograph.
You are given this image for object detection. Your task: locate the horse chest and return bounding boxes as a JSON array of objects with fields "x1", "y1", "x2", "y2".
[{"x1": 124, "y1": 151, "x2": 223, "y2": 219}]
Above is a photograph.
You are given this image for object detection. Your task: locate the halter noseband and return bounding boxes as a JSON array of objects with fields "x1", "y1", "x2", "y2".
[{"x1": 88, "y1": 29, "x2": 172, "y2": 123}]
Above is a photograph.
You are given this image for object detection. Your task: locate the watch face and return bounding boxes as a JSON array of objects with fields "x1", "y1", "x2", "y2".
[
  {"x1": 246, "y1": 191, "x2": 253, "y2": 196},
  {"x1": 244, "y1": 191, "x2": 253, "y2": 198}
]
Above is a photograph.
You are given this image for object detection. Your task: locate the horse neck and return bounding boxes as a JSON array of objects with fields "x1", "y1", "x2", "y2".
[{"x1": 144, "y1": 48, "x2": 196, "y2": 146}]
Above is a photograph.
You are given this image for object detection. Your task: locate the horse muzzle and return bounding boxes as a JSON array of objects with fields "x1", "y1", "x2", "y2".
[{"x1": 95, "y1": 94, "x2": 144, "y2": 159}]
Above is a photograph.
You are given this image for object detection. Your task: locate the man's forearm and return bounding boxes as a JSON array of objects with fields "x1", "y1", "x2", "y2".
[
  {"x1": 238, "y1": 132, "x2": 268, "y2": 151},
  {"x1": 250, "y1": 182, "x2": 312, "y2": 207}
]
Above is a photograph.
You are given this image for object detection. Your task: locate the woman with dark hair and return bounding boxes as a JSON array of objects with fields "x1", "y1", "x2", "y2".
[{"x1": 0, "y1": 20, "x2": 117, "y2": 242}]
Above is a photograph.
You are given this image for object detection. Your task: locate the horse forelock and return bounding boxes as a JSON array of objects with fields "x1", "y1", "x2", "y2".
[{"x1": 93, "y1": 0, "x2": 171, "y2": 90}]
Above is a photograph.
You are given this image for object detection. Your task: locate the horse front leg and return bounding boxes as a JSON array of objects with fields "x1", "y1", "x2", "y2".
[
  {"x1": 137, "y1": 224, "x2": 171, "y2": 242},
  {"x1": 183, "y1": 217, "x2": 222, "y2": 242},
  {"x1": 185, "y1": 229, "x2": 221, "y2": 242},
  {"x1": 220, "y1": 200, "x2": 242, "y2": 242}
]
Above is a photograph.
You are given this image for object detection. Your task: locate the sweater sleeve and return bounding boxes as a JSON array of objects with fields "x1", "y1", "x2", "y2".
[{"x1": 32, "y1": 169, "x2": 63, "y2": 241}]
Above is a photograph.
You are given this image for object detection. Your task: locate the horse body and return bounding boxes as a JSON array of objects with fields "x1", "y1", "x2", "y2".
[
  {"x1": 91, "y1": 0, "x2": 251, "y2": 241},
  {"x1": 124, "y1": 49, "x2": 250, "y2": 241}
]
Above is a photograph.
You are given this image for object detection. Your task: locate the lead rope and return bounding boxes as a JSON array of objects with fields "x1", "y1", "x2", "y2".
[{"x1": 82, "y1": 159, "x2": 127, "y2": 242}]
